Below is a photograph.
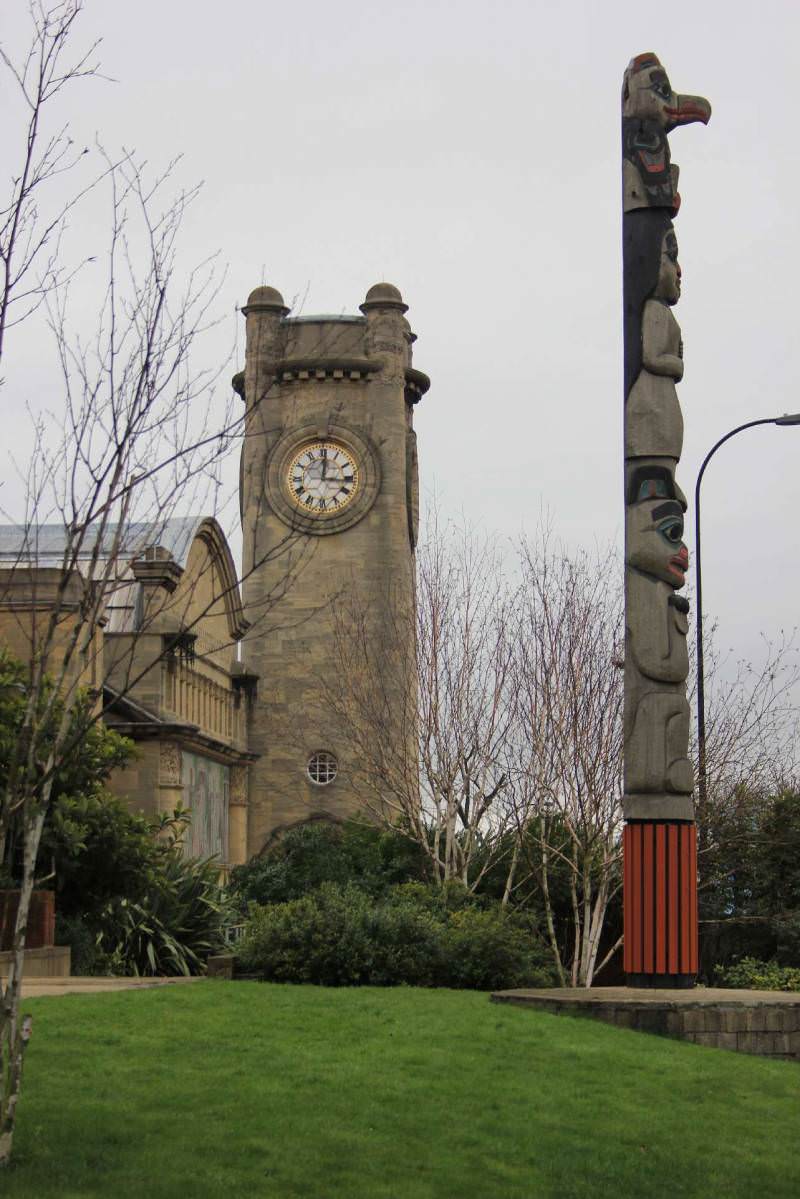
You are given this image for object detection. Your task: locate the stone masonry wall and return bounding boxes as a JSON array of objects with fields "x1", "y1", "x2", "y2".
[{"x1": 491, "y1": 989, "x2": 800, "y2": 1060}]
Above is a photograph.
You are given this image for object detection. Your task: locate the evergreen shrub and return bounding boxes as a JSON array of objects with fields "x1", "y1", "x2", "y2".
[
  {"x1": 236, "y1": 880, "x2": 554, "y2": 990},
  {"x1": 714, "y1": 956, "x2": 800, "y2": 992},
  {"x1": 228, "y1": 819, "x2": 427, "y2": 910},
  {"x1": 439, "y1": 907, "x2": 551, "y2": 990}
]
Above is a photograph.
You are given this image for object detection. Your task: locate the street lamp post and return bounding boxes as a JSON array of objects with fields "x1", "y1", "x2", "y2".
[{"x1": 694, "y1": 412, "x2": 800, "y2": 811}]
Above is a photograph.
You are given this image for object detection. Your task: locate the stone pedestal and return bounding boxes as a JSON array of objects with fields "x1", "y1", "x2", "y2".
[{"x1": 491, "y1": 987, "x2": 800, "y2": 1059}]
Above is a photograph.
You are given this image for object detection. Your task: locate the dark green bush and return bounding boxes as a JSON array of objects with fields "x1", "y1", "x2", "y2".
[
  {"x1": 47, "y1": 792, "x2": 163, "y2": 920},
  {"x1": 237, "y1": 884, "x2": 377, "y2": 985},
  {"x1": 0, "y1": 650, "x2": 234, "y2": 976},
  {"x1": 229, "y1": 819, "x2": 427, "y2": 910},
  {"x1": 52, "y1": 807, "x2": 232, "y2": 976},
  {"x1": 699, "y1": 788, "x2": 800, "y2": 976},
  {"x1": 54, "y1": 914, "x2": 116, "y2": 976},
  {"x1": 236, "y1": 883, "x2": 438, "y2": 986},
  {"x1": 237, "y1": 880, "x2": 554, "y2": 990},
  {"x1": 364, "y1": 900, "x2": 444, "y2": 986},
  {"x1": 439, "y1": 906, "x2": 553, "y2": 990},
  {"x1": 714, "y1": 956, "x2": 800, "y2": 992},
  {"x1": 0, "y1": 651, "x2": 136, "y2": 907},
  {"x1": 388, "y1": 879, "x2": 489, "y2": 915}
]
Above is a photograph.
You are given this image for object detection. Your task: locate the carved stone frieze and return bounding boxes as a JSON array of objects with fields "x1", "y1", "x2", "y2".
[
  {"x1": 229, "y1": 764, "x2": 248, "y2": 808},
  {"x1": 159, "y1": 741, "x2": 182, "y2": 787}
]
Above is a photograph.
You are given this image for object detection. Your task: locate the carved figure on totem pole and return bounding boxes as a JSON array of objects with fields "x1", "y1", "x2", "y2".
[
  {"x1": 624, "y1": 467, "x2": 693, "y2": 818},
  {"x1": 622, "y1": 54, "x2": 710, "y2": 823},
  {"x1": 625, "y1": 226, "x2": 684, "y2": 463},
  {"x1": 622, "y1": 52, "x2": 711, "y2": 215}
]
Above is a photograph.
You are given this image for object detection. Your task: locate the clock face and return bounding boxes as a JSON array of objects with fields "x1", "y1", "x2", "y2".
[{"x1": 286, "y1": 441, "x2": 360, "y2": 515}]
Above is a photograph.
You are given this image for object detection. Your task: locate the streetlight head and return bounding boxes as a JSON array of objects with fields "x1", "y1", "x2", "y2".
[{"x1": 774, "y1": 412, "x2": 800, "y2": 425}]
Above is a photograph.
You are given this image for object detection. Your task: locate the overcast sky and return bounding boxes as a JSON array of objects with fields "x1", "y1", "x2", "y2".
[{"x1": 2, "y1": 0, "x2": 798, "y2": 678}]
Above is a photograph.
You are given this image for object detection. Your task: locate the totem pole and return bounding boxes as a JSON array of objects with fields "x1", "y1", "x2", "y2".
[{"x1": 621, "y1": 53, "x2": 710, "y2": 987}]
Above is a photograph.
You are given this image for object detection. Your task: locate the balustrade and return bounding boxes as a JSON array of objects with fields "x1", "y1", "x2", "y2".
[{"x1": 162, "y1": 660, "x2": 238, "y2": 741}]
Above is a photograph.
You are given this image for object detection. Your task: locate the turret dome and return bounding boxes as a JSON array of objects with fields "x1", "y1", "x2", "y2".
[
  {"x1": 360, "y1": 282, "x2": 408, "y2": 314},
  {"x1": 243, "y1": 285, "x2": 289, "y2": 315}
]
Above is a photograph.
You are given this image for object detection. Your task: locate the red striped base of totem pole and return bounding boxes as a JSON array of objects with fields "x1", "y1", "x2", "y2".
[{"x1": 623, "y1": 821, "x2": 697, "y2": 988}]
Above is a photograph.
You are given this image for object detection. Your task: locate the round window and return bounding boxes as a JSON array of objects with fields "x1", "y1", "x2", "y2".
[{"x1": 307, "y1": 751, "x2": 338, "y2": 786}]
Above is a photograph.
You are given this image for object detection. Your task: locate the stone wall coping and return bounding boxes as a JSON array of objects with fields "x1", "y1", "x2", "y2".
[
  {"x1": 0, "y1": 945, "x2": 71, "y2": 978},
  {"x1": 492, "y1": 986, "x2": 800, "y2": 1008}
]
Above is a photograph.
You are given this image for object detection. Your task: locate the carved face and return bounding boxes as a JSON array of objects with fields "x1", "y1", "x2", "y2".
[
  {"x1": 653, "y1": 229, "x2": 681, "y2": 304},
  {"x1": 627, "y1": 498, "x2": 689, "y2": 588},
  {"x1": 622, "y1": 54, "x2": 712, "y2": 131}
]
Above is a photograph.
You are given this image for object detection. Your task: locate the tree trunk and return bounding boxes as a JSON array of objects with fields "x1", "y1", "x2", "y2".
[
  {"x1": 581, "y1": 882, "x2": 608, "y2": 988},
  {"x1": 569, "y1": 841, "x2": 581, "y2": 987},
  {"x1": 538, "y1": 824, "x2": 566, "y2": 986},
  {"x1": 0, "y1": 799, "x2": 46, "y2": 1166},
  {"x1": 501, "y1": 836, "x2": 520, "y2": 907}
]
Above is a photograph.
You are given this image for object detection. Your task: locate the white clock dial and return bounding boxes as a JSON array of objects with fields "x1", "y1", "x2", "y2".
[{"x1": 286, "y1": 441, "x2": 359, "y2": 514}]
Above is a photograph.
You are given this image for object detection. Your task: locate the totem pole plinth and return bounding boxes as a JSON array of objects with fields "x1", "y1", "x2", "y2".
[
  {"x1": 623, "y1": 822, "x2": 697, "y2": 985},
  {"x1": 622, "y1": 53, "x2": 710, "y2": 988}
]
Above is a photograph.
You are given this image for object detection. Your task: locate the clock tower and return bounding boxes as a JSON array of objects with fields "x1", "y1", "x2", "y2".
[{"x1": 236, "y1": 282, "x2": 429, "y2": 852}]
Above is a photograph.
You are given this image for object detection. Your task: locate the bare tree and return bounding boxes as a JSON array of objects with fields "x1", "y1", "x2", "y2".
[
  {"x1": 0, "y1": 5, "x2": 322, "y2": 1159},
  {"x1": 0, "y1": 141, "x2": 323, "y2": 1156},
  {"x1": 322, "y1": 513, "x2": 519, "y2": 891},
  {"x1": 693, "y1": 628, "x2": 799, "y2": 837},
  {"x1": 0, "y1": 148, "x2": 225, "y2": 1163},
  {"x1": 690, "y1": 627, "x2": 799, "y2": 917},
  {"x1": 0, "y1": 1, "x2": 104, "y2": 373},
  {"x1": 512, "y1": 532, "x2": 624, "y2": 987},
  {"x1": 511, "y1": 535, "x2": 799, "y2": 988}
]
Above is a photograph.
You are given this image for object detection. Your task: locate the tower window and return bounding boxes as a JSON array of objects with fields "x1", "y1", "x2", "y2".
[{"x1": 307, "y1": 750, "x2": 338, "y2": 786}]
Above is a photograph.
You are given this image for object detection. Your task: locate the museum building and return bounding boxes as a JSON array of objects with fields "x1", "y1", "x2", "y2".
[{"x1": 0, "y1": 282, "x2": 429, "y2": 870}]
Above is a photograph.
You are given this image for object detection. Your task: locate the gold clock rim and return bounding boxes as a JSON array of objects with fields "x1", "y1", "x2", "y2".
[{"x1": 284, "y1": 439, "x2": 360, "y2": 517}]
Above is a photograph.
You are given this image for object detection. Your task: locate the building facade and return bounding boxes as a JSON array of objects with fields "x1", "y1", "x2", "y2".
[
  {"x1": 0, "y1": 281, "x2": 429, "y2": 864},
  {"x1": 0, "y1": 517, "x2": 257, "y2": 870}
]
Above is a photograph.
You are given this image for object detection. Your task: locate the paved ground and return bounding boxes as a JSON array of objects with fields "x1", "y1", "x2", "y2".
[
  {"x1": 13, "y1": 976, "x2": 203, "y2": 998},
  {"x1": 492, "y1": 986, "x2": 800, "y2": 1007}
]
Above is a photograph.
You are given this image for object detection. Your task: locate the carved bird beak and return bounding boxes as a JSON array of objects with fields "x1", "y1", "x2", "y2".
[{"x1": 664, "y1": 94, "x2": 712, "y2": 130}]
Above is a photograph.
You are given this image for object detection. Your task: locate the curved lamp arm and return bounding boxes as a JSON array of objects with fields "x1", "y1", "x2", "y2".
[{"x1": 694, "y1": 412, "x2": 800, "y2": 809}]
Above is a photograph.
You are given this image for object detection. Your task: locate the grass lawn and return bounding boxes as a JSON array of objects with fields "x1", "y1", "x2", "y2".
[{"x1": 2, "y1": 982, "x2": 798, "y2": 1198}]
